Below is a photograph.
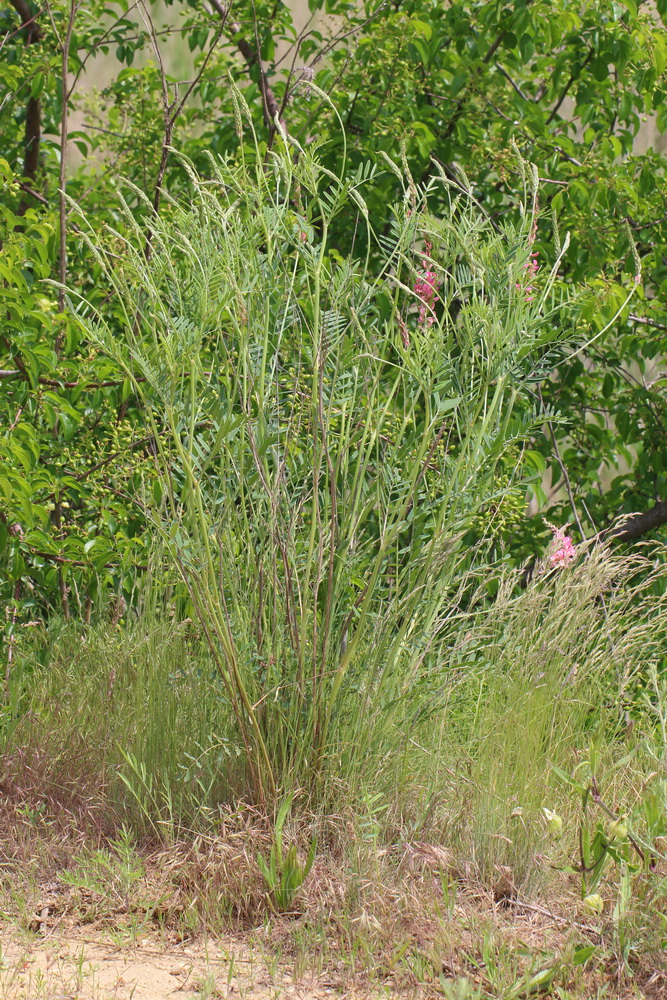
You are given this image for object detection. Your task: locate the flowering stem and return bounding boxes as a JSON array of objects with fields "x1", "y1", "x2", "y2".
[{"x1": 538, "y1": 387, "x2": 586, "y2": 540}]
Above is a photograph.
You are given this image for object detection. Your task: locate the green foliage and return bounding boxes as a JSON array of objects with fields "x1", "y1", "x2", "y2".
[
  {"x1": 256, "y1": 796, "x2": 317, "y2": 913},
  {"x1": 554, "y1": 669, "x2": 667, "y2": 916},
  {"x1": 59, "y1": 826, "x2": 145, "y2": 909},
  {"x1": 4, "y1": 544, "x2": 667, "y2": 925},
  {"x1": 2, "y1": 0, "x2": 667, "y2": 624},
  {"x1": 69, "y1": 136, "x2": 583, "y2": 800}
]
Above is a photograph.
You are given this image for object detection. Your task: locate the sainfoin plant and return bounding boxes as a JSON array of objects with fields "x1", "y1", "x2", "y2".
[{"x1": 70, "y1": 124, "x2": 576, "y2": 806}]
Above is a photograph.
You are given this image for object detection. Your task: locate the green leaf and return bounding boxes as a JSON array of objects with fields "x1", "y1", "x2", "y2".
[
  {"x1": 653, "y1": 36, "x2": 667, "y2": 77},
  {"x1": 551, "y1": 764, "x2": 587, "y2": 794},
  {"x1": 30, "y1": 72, "x2": 44, "y2": 99},
  {"x1": 410, "y1": 19, "x2": 432, "y2": 41},
  {"x1": 572, "y1": 944, "x2": 596, "y2": 966}
]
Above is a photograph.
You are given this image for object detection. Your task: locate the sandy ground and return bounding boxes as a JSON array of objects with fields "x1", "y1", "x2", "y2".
[{"x1": 0, "y1": 926, "x2": 389, "y2": 1000}]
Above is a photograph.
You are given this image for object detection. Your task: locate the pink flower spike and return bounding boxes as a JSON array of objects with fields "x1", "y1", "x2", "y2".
[
  {"x1": 414, "y1": 251, "x2": 440, "y2": 326},
  {"x1": 549, "y1": 525, "x2": 576, "y2": 568}
]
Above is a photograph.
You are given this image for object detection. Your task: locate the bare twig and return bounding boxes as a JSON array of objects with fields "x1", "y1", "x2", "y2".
[
  {"x1": 4, "y1": 582, "x2": 21, "y2": 700},
  {"x1": 8, "y1": 404, "x2": 24, "y2": 432},
  {"x1": 442, "y1": 27, "x2": 509, "y2": 142},
  {"x1": 494, "y1": 61, "x2": 531, "y2": 102},
  {"x1": 53, "y1": 501, "x2": 71, "y2": 618},
  {"x1": 480, "y1": 95, "x2": 583, "y2": 166},
  {"x1": 626, "y1": 211, "x2": 667, "y2": 231},
  {"x1": 18, "y1": 181, "x2": 48, "y2": 204},
  {"x1": 538, "y1": 387, "x2": 586, "y2": 539},
  {"x1": 628, "y1": 312, "x2": 667, "y2": 332},
  {"x1": 68, "y1": 0, "x2": 141, "y2": 94},
  {"x1": 141, "y1": 0, "x2": 225, "y2": 257},
  {"x1": 207, "y1": 0, "x2": 285, "y2": 139},
  {"x1": 504, "y1": 898, "x2": 603, "y2": 937}
]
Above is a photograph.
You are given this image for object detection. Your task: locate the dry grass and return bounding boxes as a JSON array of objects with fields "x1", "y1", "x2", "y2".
[
  {"x1": 2, "y1": 549, "x2": 667, "y2": 997},
  {"x1": 1, "y1": 791, "x2": 667, "y2": 999}
]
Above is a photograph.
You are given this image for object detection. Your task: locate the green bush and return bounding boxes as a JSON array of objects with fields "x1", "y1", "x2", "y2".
[{"x1": 69, "y1": 128, "x2": 586, "y2": 803}]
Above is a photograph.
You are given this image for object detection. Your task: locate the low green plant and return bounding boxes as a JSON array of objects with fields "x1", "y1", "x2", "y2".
[
  {"x1": 439, "y1": 979, "x2": 484, "y2": 1000},
  {"x1": 554, "y1": 723, "x2": 667, "y2": 918},
  {"x1": 59, "y1": 825, "x2": 144, "y2": 911},
  {"x1": 116, "y1": 749, "x2": 176, "y2": 844},
  {"x1": 256, "y1": 797, "x2": 317, "y2": 914}
]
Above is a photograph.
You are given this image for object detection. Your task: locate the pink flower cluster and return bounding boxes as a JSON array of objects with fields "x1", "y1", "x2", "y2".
[
  {"x1": 516, "y1": 250, "x2": 539, "y2": 302},
  {"x1": 415, "y1": 241, "x2": 440, "y2": 326},
  {"x1": 550, "y1": 524, "x2": 576, "y2": 568}
]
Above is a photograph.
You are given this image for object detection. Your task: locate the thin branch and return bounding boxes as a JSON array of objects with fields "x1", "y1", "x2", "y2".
[
  {"x1": 442, "y1": 27, "x2": 508, "y2": 142},
  {"x1": 538, "y1": 387, "x2": 586, "y2": 539},
  {"x1": 546, "y1": 49, "x2": 594, "y2": 125},
  {"x1": 494, "y1": 61, "x2": 531, "y2": 101},
  {"x1": 141, "y1": 0, "x2": 225, "y2": 257},
  {"x1": 307, "y1": 1, "x2": 387, "y2": 69},
  {"x1": 81, "y1": 123, "x2": 125, "y2": 138},
  {"x1": 480, "y1": 95, "x2": 583, "y2": 166},
  {"x1": 68, "y1": 0, "x2": 141, "y2": 95},
  {"x1": 276, "y1": 3, "x2": 388, "y2": 129},
  {"x1": 18, "y1": 181, "x2": 48, "y2": 204},
  {"x1": 3, "y1": 2, "x2": 43, "y2": 49},
  {"x1": 628, "y1": 313, "x2": 667, "y2": 332},
  {"x1": 208, "y1": 0, "x2": 285, "y2": 137},
  {"x1": 56, "y1": 0, "x2": 78, "y2": 328},
  {"x1": 9, "y1": 0, "x2": 43, "y2": 214},
  {"x1": 4, "y1": 582, "x2": 22, "y2": 701},
  {"x1": 272, "y1": 8, "x2": 318, "y2": 71},
  {"x1": 626, "y1": 211, "x2": 667, "y2": 231}
]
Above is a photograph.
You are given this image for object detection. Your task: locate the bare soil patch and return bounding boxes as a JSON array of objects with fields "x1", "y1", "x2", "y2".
[{"x1": 0, "y1": 923, "x2": 392, "y2": 1000}]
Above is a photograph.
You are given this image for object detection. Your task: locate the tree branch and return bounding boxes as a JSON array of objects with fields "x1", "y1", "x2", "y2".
[
  {"x1": 207, "y1": 0, "x2": 286, "y2": 138},
  {"x1": 608, "y1": 502, "x2": 667, "y2": 542},
  {"x1": 141, "y1": 0, "x2": 225, "y2": 258},
  {"x1": 480, "y1": 94, "x2": 583, "y2": 166},
  {"x1": 442, "y1": 28, "x2": 507, "y2": 141},
  {"x1": 9, "y1": 0, "x2": 43, "y2": 215},
  {"x1": 494, "y1": 61, "x2": 531, "y2": 102},
  {"x1": 538, "y1": 386, "x2": 587, "y2": 539},
  {"x1": 628, "y1": 313, "x2": 667, "y2": 333},
  {"x1": 56, "y1": 0, "x2": 78, "y2": 328},
  {"x1": 546, "y1": 48, "x2": 594, "y2": 126}
]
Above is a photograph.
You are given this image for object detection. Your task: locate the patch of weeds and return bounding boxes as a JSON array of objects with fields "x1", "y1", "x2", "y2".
[
  {"x1": 439, "y1": 979, "x2": 485, "y2": 1000},
  {"x1": 58, "y1": 825, "x2": 144, "y2": 914},
  {"x1": 194, "y1": 970, "x2": 221, "y2": 999},
  {"x1": 256, "y1": 797, "x2": 317, "y2": 914}
]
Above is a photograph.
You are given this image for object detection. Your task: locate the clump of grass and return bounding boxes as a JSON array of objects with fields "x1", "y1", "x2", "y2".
[
  {"x1": 0, "y1": 618, "x2": 238, "y2": 834},
  {"x1": 69, "y1": 112, "x2": 580, "y2": 806},
  {"x1": 4, "y1": 547, "x2": 666, "y2": 895},
  {"x1": 370, "y1": 546, "x2": 667, "y2": 891}
]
